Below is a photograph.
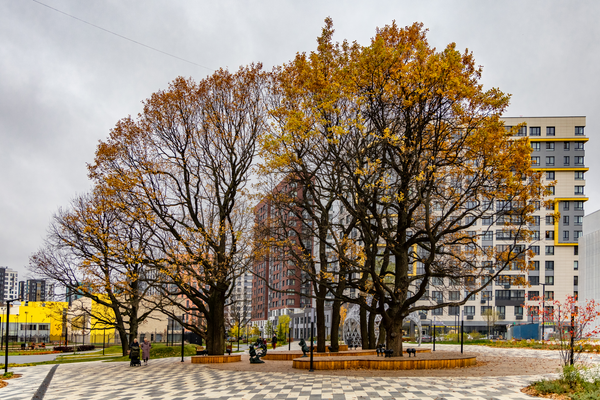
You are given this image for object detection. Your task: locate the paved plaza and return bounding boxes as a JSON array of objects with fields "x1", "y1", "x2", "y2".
[{"x1": 3, "y1": 345, "x2": 590, "y2": 399}]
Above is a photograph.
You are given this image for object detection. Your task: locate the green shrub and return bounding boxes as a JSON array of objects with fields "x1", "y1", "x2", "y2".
[
  {"x1": 2, "y1": 372, "x2": 13, "y2": 378},
  {"x1": 533, "y1": 379, "x2": 569, "y2": 395},
  {"x1": 572, "y1": 390, "x2": 600, "y2": 400}
]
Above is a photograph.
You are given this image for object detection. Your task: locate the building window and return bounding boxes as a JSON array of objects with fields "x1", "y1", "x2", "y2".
[
  {"x1": 546, "y1": 246, "x2": 555, "y2": 255},
  {"x1": 504, "y1": 125, "x2": 513, "y2": 133},
  {"x1": 575, "y1": 245, "x2": 579, "y2": 255},
  {"x1": 482, "y1": 231, "x2": 493, "y2": 241},
  {"x1": 448, "y1": 306, "x2": 459, "y2": 316},
  {"x1": 545, "y1": 291, "x2": 554, "y2": 300},
  {"x1": 531, "y1": 142, "x2": 540, "y2": 151},
  {"x1": 482, "y1": 216, "x2": 493, "y2": 226},
  {"x1": 575, "y1": 156, "x2": 584, "y2": 166},
  {"x1": 516, "y1": 126, "x2": 527, "y2": 136},
  {"x1": 546, "y1": 126, "x2": 555, "y2": 136},
  {"x1": 564, "y1": 142, "x2": 570, "y2": 151},
  {"x1": 563, "y1": 230, "x2": 570, "y2": 240},
  {"x1": 515, "y1": 306, "x2": 524, "y2": 317},
  {"x1": 546, "y1": 156, "x2": 555, "y2": 166},
  {"x1": 575, "y1": 171, "x2": 585, "y2": 180},
  {"x1": 531, "y1": 246, "x2": 540, "y2": 255},
  {"x1": 575, "y1": 186, "x2": 585, "y2": 195},
  {"x1": 497, "y1": 306, "x2": 506, "y2": 317},
  {"x1": 530, "y1": 127, "x2": 541, "y2": 136},
  {"x1": 481, "y1": 306, "x2": 492, "y2": 314},
  {"x1": 564, "y1": 156, "x2": 570, "y2": 166},
  {"x1": 563, "y1": 216, "x2": 569, "y2": 226},
  {"x1": 545, "y1": 230, "x2": 554, "y2": 240},
  {"x1": 464, "y1": 306, "x2": 475, "y2": 316},
  {"x1": 575, "y1": 142, "x2": 584, "y2": 150},
  {"x1": 546, "y1": 142, "x2": 555, "y2": 151},
  {"x1": 545, "y1": 260, "x2": 554, "y2": 270},
  {"x1": 574, "y1": 261, "x2": 579, "y2": 270},
  {"x1": 432, "y1": 308, "x2": 443, "y2": 316},
  {"x1": 574, "y1": 201, "x2": 584, "y2": 211},
  {"x1": 575, "y1": 126, "x2": 585, "y2": 136},
  {"x1": 548, "y1": 186, "x2": 555, "y2": 195},
  {"x1": 449, "y1": 291, "x2": 460, "y2": 301},
  {"x1": 575, "y1": 231, "x2": 582, "y2": 239},
  {"x1": 545, "y1": 215, "x2": 554, "y2": 225},
  {"x1": 546, "y1": 171, "x2": 555, "y2": 180},
  {"x1": 574, "y1": 216, "x2": 583, "y2": 226},
  {"x1": 531, "y1": 261, "x2": 540, "y2": 271},
  {"x1": 531, "y1": 216, "x2": 540, "y2": 226},
  {"x1": 528, "y1": 276, "x2": 539, "y2": 285},
  {"x1": 531, "y1": 156, "x2": 540, "y2": 166},
  {"x1": 563, "y1": 201, "x2": 570, "y2": 211},
  {"x1": 528, "y1": 291, "x2": 540, "y2": 300},
  {"x1": 574, "y1": 276, "x2": 579, "y2": 286}
]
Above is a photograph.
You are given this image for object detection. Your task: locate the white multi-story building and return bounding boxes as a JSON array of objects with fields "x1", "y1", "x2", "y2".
[
  {"x1": 416, "y1": 116, "x2": 587, "y2": 335},
  {"x1": 579, "y1": 209, "x2": 600, "y2": 337},
  {"x1": 0, "y1": 267, "x2": 19, "y2": 302}
]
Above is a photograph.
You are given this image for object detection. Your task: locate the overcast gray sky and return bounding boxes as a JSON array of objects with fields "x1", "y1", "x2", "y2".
[{"x1": 2, "y1": 0, "x2": 599, "y2": 279}]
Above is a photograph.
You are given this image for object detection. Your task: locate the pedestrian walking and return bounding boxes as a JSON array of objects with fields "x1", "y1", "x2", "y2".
[
  {"x1": 129, "y1": 338, "x2": 141, "y2": 367},
  {"x1": 141, "y1": 337, "x2": 152, "y2": 365},
  {"x1": 272, "y1": 334, "x2": 277, "y2": 350}
]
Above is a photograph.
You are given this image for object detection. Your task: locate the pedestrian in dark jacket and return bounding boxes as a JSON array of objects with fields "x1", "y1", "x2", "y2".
[
  {"x1": 272, "y1": 334, "x2": 277, "y2": 350},
  {"x1": 140, "y1": 338, "x2": 152, "y2": 365},
  {"x1": 129, "y1": 338, "x2": 141, "y2": 367}
]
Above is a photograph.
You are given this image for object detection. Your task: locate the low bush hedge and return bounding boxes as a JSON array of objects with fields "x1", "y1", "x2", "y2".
[{"x1": 54, "y1": 345, "x2": 96, "y2": 352}]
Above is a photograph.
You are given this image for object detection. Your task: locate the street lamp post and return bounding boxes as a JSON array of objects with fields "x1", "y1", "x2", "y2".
[
  {"x1": 460, "y1": 308, "x2": 464, "y2": 354},
  {"x1": 181, "y1": 315, "x2": 185, "y2": 363},
  {"x1": 541, "y1": 283, "x2": 546, "y2": 341},
  {"x1": 24, "y1": 311, "x2": 28, "y2": 345},
  {"x1": 5, "y1": 298, "x2": 22, "y2": 374}
]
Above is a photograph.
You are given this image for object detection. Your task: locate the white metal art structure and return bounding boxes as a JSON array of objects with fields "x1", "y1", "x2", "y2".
[{"x1": 342, "y1": 303, "x2": 423, "y2": 347}]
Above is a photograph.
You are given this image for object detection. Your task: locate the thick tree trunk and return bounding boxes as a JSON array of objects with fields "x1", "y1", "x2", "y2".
[
  {"x1": 384, "y1": 317, "x2": 404, "y2": 357},
  {"x1": 377, "y1": 324, "x2": 386, "y2": 346},
  {"x1": 329, "y1": 299, "x2": 342, "y2": 352},
  {"x1": 316, "y1": 293, "x2": 326, "y2": 352},
  {"x1": 117, "y1": 327, "x2": 129, "y2": 356},
  {"x1": 359, "y1": 301, "x2": 368, "y2": 349},
  {"x1": 367, "y1": 298, "x2": 378, "y2": 349},
  {"x1": 368, "y1": 310, "x2": 377, "y2": 349},
  {"x1": 206, "y1": 290, "x2": 226, "y2": 355}
]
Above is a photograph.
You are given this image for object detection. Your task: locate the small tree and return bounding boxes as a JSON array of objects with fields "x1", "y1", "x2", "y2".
[
  {"x1": 277, "y1": 315, "x2": 291, "y2": 342},
  {"x1": 532, "y1": 295, "x2": 600, "y2": 366},
  {"x1": 482, "y1": 308, "x2": 499, "y2": 336},
  {"x1": 251, "y1": 325, "x2": 261, "y2": 337},
  {"x1": 264, "y1": 320, "x2": 273, "y2": 337}
]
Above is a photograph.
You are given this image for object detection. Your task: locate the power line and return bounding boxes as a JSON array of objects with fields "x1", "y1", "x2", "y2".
[{"x1": 32, "y1": 0, "x2": 213, "y2": 71}]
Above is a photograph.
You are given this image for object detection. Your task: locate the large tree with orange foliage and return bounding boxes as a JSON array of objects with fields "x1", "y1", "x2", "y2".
[
  {"x1": 30, "y1": 184, "x2": 160, "y2": 356},
  {"x1": 89, "y1": 65, "x2": 267, "y2": 355},
  {"x1": 261, "y1": 19, "x2": 547, "y2": 357}
]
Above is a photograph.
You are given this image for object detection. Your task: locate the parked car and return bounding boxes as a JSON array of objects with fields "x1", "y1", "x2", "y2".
[{"x1": 421, "y1": 335, "x2": 432, "y2": 342}]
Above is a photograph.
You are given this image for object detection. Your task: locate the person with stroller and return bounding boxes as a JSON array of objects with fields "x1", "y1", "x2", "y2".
[{"x1": 129, "y1": 338, "x2": 141, "y2": 367}]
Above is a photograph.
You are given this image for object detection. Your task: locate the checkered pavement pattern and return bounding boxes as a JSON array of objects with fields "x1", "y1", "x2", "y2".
[{"x1": 2, "y1": 345, "x2": 584, "y2": 400}]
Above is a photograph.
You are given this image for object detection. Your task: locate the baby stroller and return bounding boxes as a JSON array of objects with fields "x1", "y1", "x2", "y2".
[{"x1": 130, "y1": 346, "x2": 141, "y2": 367}]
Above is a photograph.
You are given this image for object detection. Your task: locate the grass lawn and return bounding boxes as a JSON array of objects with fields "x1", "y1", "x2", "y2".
[{"x1": 0, "y1": 343, "x2": 200, "y2": 368}]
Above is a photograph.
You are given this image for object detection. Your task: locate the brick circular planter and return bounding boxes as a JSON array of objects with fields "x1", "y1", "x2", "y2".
[{"x1": 191, "y1": 354, "x2": 242, "y2": 364}]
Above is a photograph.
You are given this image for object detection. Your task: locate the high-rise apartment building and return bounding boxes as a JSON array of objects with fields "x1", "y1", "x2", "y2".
[
  {"x1": 251, "y1": 180, "x2": 312, "y2": 333},
  {"x1": 578, "y1": 210, "x2": 599, "y2": 336},
  {"x1": 18, "y1": 279, "x2": 54, "y2": 302},
  {"x1": 415, "y1": 116, "x2": 587, "y2": 334},
  {"x1": 0, "y1": 267, "x2": 19, "y2": 302}
]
